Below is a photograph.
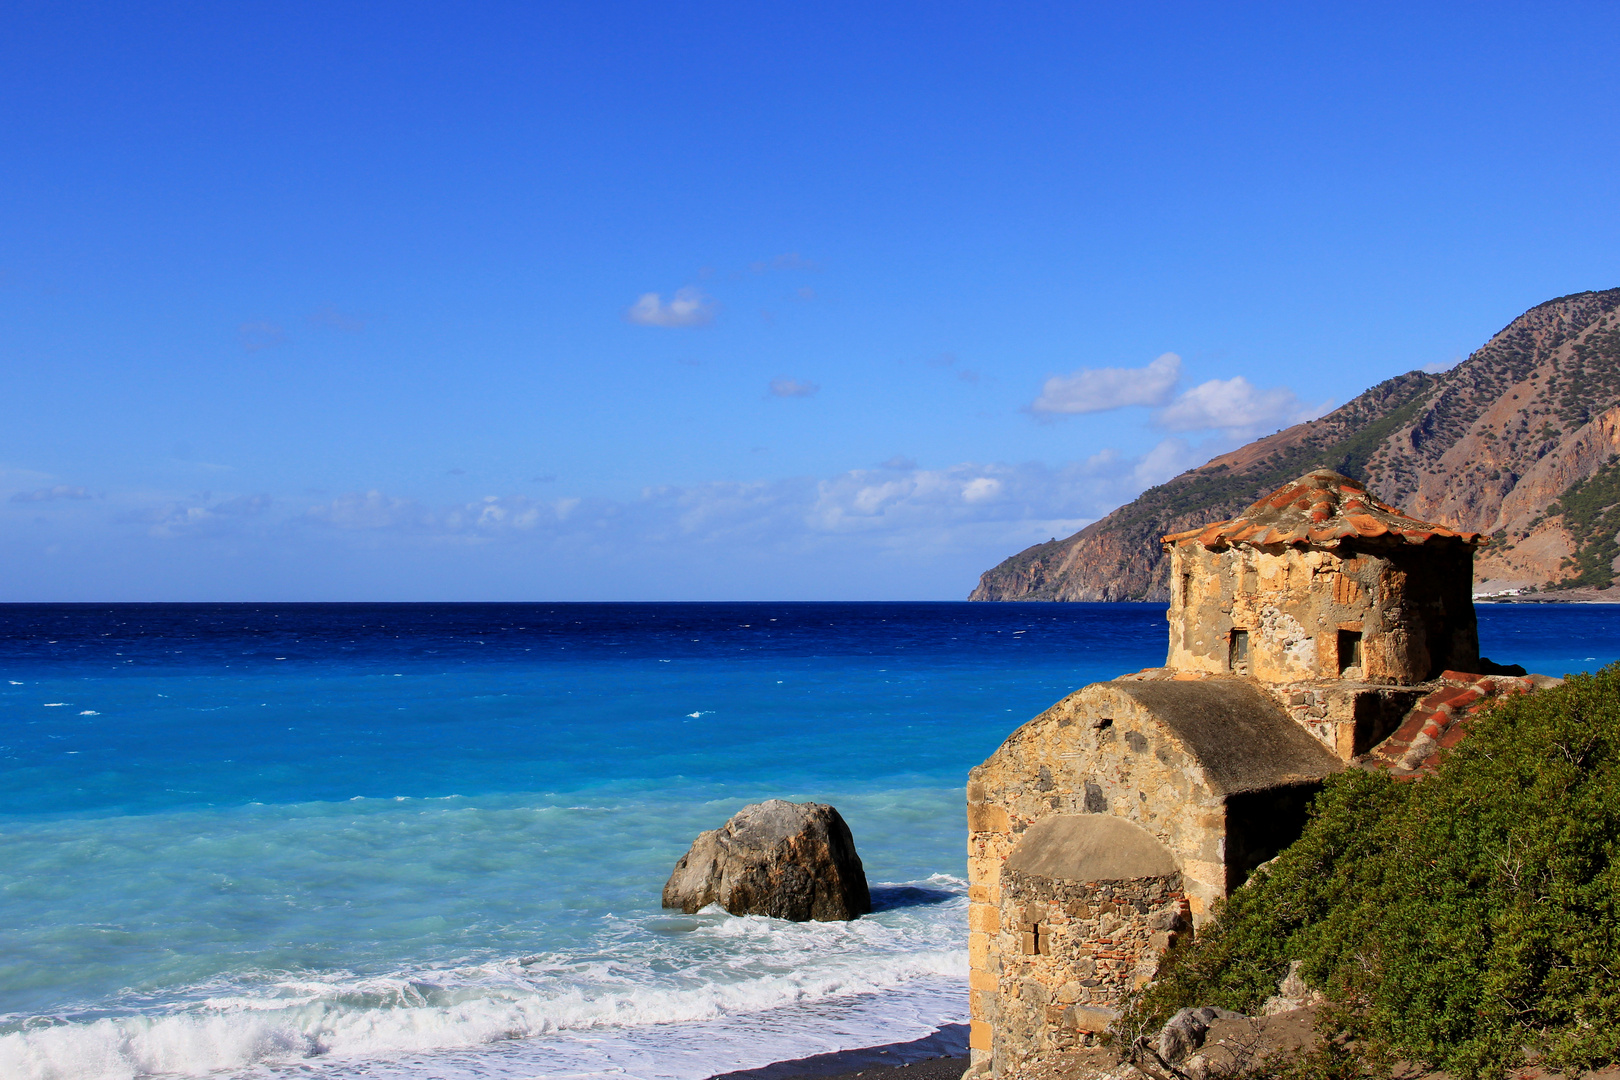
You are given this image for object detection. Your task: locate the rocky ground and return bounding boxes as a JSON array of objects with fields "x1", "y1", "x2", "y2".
[{"x1": 987, "y1": 1007, "x2": 1620, "y2": 1080}]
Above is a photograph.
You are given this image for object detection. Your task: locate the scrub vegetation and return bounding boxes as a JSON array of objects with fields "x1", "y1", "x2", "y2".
[
  {"x1": 1120, "y1": 663, "x2": 1620, "y2": 1078},
  {"x1": 1546, "y1": 455, "x2": 1620, "y2": 590}
]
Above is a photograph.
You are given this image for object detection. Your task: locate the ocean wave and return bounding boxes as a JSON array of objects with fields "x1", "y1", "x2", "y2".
[{"x1": 0, "y1": 914, "x2": 967, "y2": 1080}]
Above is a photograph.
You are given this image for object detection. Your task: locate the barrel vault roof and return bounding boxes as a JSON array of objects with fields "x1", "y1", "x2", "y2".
[{"x1": 1102, "y1": 677, "x2": 1344, "y2": 795}]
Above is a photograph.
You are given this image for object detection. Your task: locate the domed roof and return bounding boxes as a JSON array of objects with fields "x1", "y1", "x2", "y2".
[{"x1": 1161, "y1": 470, "x2": 1483, "y2": 551}]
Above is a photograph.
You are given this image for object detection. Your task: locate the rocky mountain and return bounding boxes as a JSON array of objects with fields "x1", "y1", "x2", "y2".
[{"x1": 971, "y1": 288, "x2": 1620, "y2": 601}]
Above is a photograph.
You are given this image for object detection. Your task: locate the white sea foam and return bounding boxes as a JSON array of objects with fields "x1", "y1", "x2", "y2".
[{"x1": 0, "y1": 896, "x2": 968, "y2": 1080}]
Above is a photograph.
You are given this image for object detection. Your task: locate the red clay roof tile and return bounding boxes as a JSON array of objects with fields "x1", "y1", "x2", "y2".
[{"x1": 1162, "y1": 469, "x2": 1483, "y2": 552}]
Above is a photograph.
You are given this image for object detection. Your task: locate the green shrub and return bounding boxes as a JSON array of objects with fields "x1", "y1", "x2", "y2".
[
  {"x1": 1546, "y1": 455, "x2": 1620, "y2": 590},
  {"x1": 1120, "y1": 663, "x2": 1620, "y2": 1078}
]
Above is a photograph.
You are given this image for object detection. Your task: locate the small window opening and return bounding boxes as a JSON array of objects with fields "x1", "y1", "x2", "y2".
[
  {"x1": 1179, "y1": 571, "x2": 1192, "y2": 606},
  {"x1": 1228, "y1": 629, "x2": 1250, "y2": 674},
  {"x1": 1022, "y1": 923, "x2": 1052, "y2": 956},
  {"x1": 1338, "y1": 629, "x2": 1363, "y2": 673}
]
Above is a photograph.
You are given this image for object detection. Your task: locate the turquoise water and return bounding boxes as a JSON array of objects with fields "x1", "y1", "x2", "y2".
[{"x1": 0, "y1": 602, "x2": 1614, "y2": 1080}]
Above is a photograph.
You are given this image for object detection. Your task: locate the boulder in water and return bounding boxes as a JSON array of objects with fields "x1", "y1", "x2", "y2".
[{"x1": 662, "y1": 800, "x2": 871, "y2": 921}]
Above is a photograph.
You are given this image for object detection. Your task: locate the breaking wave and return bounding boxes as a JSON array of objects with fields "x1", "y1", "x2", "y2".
[{"x1": 0, "y1": 894, "x2": 968, "y2": 1080}]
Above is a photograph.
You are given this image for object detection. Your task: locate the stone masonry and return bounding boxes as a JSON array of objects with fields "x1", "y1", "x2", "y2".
[
  {"x1": 966, "y1": 676, "x2": 1340, "y2": 1071},
  {"x1": 990, "y1": 868, "x2": 1189, "y2": 1061},
  {"x1": 1161, "y1": 470, "x2": 1481, "y2": 686}
]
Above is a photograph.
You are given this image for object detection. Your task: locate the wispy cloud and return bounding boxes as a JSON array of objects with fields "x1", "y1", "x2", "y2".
[
  {"x1": 13, "y1": 439, "x2": 1238, "y2": 598},
  {"x1": 1131, "y1": 437, "x2": 1201, "y2": 487},
  {"x1": 305, "y1": 491, "x2": 431, "y2": 530},
  {"x1": 1155, "y1": 377, "x2": 1330, "y2": 436},
  {"x1": 239, "y1": 321, "x2": 285, "y2": 352},
  {"x1": 123, "y1": 494, "x2": 273, "y2": 537},
  {"x1": 768, "y1": 377, "x2": 820, "y2": 398},
  {"x1": 308, "y1": 304, "x2": 367, "y2": 332},
  {"x1": 927, "y1": 353, "x2": 980, "y2": 384},
  {"x1": 10, "y1": 485, "x2": 91, "y2": 503},
  {"x1": 625, "y1": 287, "x2": 716, "y2": 328},
  {"x1": 1029, "y1": 352, "x2": 1181, "y2": 415},
  {"x1": 109, "y1": 445, "x2": 1192, "y2": 553},
  {"x1": 749, "y1": 252, "x2": 820, "y2": 274}
]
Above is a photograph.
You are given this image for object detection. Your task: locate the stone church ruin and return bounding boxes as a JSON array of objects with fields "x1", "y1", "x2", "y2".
[{"x1": 965, "y1": 470, "x2": 1545, "y2": 1077}]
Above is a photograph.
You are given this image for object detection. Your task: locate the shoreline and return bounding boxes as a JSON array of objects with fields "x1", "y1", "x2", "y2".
[{"x1": 706, "y1": 1026, "x2": 968, "y2": 1080}]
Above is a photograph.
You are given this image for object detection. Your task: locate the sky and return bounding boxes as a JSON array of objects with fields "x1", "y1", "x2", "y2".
[{"x1": 3, "y1": 2, "x2": 1619, "y2": 601}]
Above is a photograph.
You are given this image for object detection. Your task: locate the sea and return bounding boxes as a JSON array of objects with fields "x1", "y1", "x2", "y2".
[{"x1": 2, "y1": 601, "x2": 1617, "y2": 1080}]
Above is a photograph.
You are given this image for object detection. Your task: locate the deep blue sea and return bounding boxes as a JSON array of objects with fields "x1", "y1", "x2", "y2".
[{"x1": 2, "y1": 602, "x2": 1617, "y2": 1080}]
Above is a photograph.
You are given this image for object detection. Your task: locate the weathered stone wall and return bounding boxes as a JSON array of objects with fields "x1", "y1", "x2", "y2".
[
  {"x1": 965, "y1": 674, "x2": 1344, "y2": 1073},
  {"x1": 983, "y1": 870, "x2": 1189, "y2": 1072},
  {"x1": 1267, "y1": 682, "x2": 1427, "y2": 760},
  {"x1": 965, "y1": 682, "x2": 1231, "y2": 1067},
  {"x1": 1165, "y1": 543, "x2": 1477, "y2": 685}
]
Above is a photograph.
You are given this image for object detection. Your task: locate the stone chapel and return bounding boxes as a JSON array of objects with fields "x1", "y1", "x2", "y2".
[{"x1": 963, "y1": 469, "x2": 1524, "y2": 1077}]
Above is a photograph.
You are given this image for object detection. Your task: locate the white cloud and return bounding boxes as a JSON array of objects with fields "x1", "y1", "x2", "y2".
[
  {"x1": 1030, "y1": 352, "x2": 1181, "y2": 416},
  {"x1": 15, "y1": 440, "x2": 1235, "y2": 598},
  {"x1": 1155, "y1": 377, "x2": 1331, "y2": 436},
  {"x1": 123, "y1": 494, "x2": 272, "y2": 537},
  {"x1": 802, "y1": 455, "x2": 1163, "y2": 539},
  {"x1": 303, "y1": 492, "x2": 585, "y2": 538},
  {"x1": 1132, "y1": 438, "x2": 1201, "y2": 487},
  {"x1": 961, "y1": 477, "x2": 1002, "y2": 503},
  {"x1": 305, "y1": 491, "x2": 429, "y2": 530},
  {"x1": 768, "y1": 377, "x2": 820, "y2": 398},
  {"x1": 277, "y1": 449, "x2": 1188, "y2": 558},
  {"x1": 625, "y1": 287, "x2": 716, "y2": 328}
]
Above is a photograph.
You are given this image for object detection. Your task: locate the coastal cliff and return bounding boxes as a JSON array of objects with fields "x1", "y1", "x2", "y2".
[{"x1": 971, "y1": 288, "x2": 1620, "y2": 601}]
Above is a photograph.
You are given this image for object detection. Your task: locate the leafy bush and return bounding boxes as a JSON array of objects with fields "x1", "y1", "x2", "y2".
[{"x1": 1121, "y1": 664, "x2": 1620, "y2": 1078}]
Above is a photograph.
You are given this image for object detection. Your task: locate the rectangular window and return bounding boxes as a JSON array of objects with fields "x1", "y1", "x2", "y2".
[
  {"x1": 1179, "y1": 571, "x2": 1192, "y2": 606},
  {"x1": 1338, "y1": 629, "x2": 1363, "y2": 673},
  {"x1": 1229, "y1": 629, "x2": 1250, "y2": 674}
]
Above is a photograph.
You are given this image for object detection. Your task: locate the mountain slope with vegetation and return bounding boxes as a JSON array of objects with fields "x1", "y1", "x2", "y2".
[{"x1": 972, "y1": 289, "x2": 1620, "y2": 601}]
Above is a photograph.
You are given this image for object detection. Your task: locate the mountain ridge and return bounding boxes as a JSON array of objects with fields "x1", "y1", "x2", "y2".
[{"x1": 971, "y1": 289, "x2": 1620, "y2": 602}]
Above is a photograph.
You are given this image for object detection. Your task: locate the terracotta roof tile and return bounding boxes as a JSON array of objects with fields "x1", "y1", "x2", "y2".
[{"x1": 1162, "y1": 469, "x2": 1483, "y2": 552}]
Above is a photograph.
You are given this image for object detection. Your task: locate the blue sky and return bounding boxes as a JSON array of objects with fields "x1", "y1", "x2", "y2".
[{"x1": 4, "y1": 2, "x2": 1619, "y2": 600}]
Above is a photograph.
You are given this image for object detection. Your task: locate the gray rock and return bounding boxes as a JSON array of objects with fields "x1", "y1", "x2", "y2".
[
  {"x1": 1063, "y1": 1004, "x2": 1119, "y2": 1033},
  {"x1": 662, "y1": 800, "x2": 871, "y2": 921},
  {"x1": 1261, "y1": 959, "x2": 1324, "y2": 1015},
  {"x1": 1157, "y1": 1006, "x2": 1245, "y2": 1063}
]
